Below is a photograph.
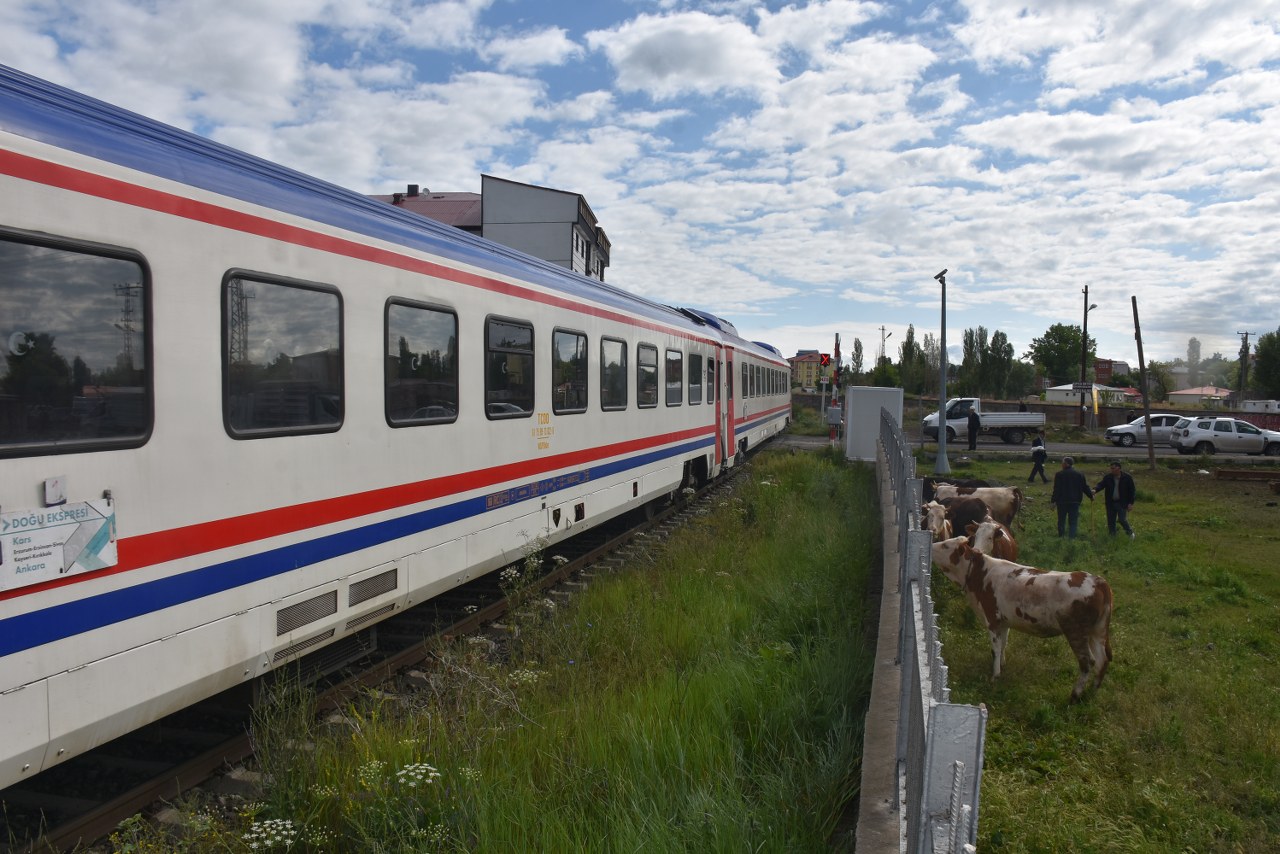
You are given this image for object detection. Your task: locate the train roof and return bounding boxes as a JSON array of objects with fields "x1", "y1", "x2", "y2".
[{"x1": 0, "y1": 64, "x2": 781, "y2": 363}]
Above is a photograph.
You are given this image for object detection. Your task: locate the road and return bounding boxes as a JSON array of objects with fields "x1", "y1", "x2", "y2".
[{"x1": 902, "y1": 432, "x2": 1273, "y2": 465}]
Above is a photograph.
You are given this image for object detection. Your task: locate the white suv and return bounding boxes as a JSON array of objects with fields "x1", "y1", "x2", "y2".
[{"x1": 1169, "y1": 416, "x2": 1280, "y2": 456}]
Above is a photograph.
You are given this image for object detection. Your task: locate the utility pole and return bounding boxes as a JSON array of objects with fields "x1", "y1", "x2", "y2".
[
  {"x1": 934, "y1": 269, "x2": 950, "y2": 475},
  {"x1": 878, "y1": 326, "x2": 892, "y2": 364},
  {"x1": 1132, "y1": 297, "x2": 1156, "y2": 471},
  {"x1": 1237, "y1": 331, "x2": 1254, "y2": 407}
]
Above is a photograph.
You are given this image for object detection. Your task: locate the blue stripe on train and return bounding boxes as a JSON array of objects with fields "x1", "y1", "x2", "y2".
[{"x1": 0, "y1": 438, "x2": 712, "y2": 658}]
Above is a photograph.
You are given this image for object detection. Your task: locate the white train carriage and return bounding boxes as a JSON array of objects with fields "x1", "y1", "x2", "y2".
[{"x1": 0, "y1": 64, "x2": 791, "y2": 789}]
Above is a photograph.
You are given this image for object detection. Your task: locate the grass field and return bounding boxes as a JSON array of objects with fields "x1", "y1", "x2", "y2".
[
  {"x1": 109, "y1": 448, "x2": 880, "y2": 852},
  {"x1": 925, "y1": 454, "x2": 1280, "y2": 852}
]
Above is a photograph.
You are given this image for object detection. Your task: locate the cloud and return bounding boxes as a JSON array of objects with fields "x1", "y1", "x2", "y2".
[
  {"x1": 481, "y1": 26, "x2": 582, "y2": 71},
  {"x1": 586, "y1": 11, "x2": 780, "y2": 100},
  {"x1": 953, "y1": 0, "x2": 1280, "y2": 102}
]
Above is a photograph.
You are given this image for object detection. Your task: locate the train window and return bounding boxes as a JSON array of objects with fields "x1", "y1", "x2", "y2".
[
  {"x1": 637, "y1": 344, "x2": 658, "y2": 408},
  {"x1": 741, "y1": 363, "x2": 749, "y2": 399},
  {"x1": 486, "y1": 317, "x2": 533, "y2": 418},
  {"x1": 707, "y1": 358, "x2": 715, "y2": 403},
  {"x1": 552, "y1": 329, "x2": 588, "y2": 414},
  {"x1": 600, "y1": 337, "x2": 627, "y2": 410},
  {"x1": 223, "y1": 272, "x2": 342, "y2": 436},
  {"x1": 385, "y1": 300, "x2": 458, "y2": 426},
  {"x1": 688, "y1": 353, "x2": 703, "y2": 404},
  {"x1": 665, "y1": 349, "x2": 683, "y2": 406},
  {"x1": 0, "y1": 232, "x2": 150, "y2": 455}
]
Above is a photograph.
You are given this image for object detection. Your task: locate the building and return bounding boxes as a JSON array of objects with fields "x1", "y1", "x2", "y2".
[
  {"x1": 789, "y1": 351, "x2": 826, "y2": 390},
  {"x1": 1166, "y1": 385, "x2": 1234, "y2": 407},
  {"x1": 1092, "y1": 358, "x2": 1131, "y2": 385},
  {"x1": 370, "y1": 175, "x2": 610, "y2": 281},
  {"x1": 1043, "y1": 383, "x2": 1130, "y2": 405}
]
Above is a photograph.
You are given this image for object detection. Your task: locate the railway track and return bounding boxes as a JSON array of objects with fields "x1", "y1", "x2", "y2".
[{"x1": 0, "y1": 460, "x2": 753, "y2": 853}]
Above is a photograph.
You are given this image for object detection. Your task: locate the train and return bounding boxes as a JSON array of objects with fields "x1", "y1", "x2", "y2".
[{"x1": 0, "y1": 63, "x2": 791, "y2": 790}]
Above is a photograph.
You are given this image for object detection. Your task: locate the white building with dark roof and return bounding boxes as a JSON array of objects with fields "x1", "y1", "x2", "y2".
[{"x1": 370, "y1": 175, "x2": 610, "y2": 282}]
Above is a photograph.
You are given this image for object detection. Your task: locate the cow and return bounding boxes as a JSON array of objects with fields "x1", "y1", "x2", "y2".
[
  {"x1": 931, "y1": 536, "x2": 1112, "y2": 704},
  {"x1": 933, "y1": 484, "x2": 1023, "y2": 528},
  {"x1": 923, "y1": 477, "x2": 990, "y2": 502},
  {"x1": 921, "y1": 500, "x2": 952, "y2": 541},
  {"x1": 965, "y1": 518, "x2": 1018, "y2": 561},
  {"x1": 942, "y1": 495, "x2": 991, "y2": 536}
]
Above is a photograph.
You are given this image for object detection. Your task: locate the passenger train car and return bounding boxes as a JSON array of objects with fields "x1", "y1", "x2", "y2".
[{"x1": 0, "y1": 65, "x2": 791, "y2": 789}]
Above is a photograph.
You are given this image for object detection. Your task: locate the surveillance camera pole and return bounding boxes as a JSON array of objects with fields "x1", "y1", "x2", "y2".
[{"x1": 934, "y1": 269, "x2": 950, "y2": 475}]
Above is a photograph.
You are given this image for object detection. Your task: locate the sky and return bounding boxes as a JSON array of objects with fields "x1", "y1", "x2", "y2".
[{"x1": 3, "y1": 0, "x2": 1279, "y2": 376}]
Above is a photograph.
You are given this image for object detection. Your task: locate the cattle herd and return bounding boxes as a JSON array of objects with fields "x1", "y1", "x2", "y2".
[{"x1": 921, "y1": 478, "x2": 1114, "y2": 704}]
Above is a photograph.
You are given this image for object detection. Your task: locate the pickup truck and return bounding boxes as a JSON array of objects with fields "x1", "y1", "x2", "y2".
[{"x1": 922, "y1": 398, "x2": 1046, "y2": 445}]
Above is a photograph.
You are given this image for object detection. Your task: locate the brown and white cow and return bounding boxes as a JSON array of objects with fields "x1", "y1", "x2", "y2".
[
  {"x1": 921, "y1": 500, "x2": 953, "y2": 541},
  {"x1": 965, "y1": 518, "x2": 1019, "y2": 561},
  {"x1": 933, "y1": 484, "x2": 1023, "y2": 528},
  {"x1": 923, "y1": 477, "x2": 990, "y2": 502},
  {"x1": 931, "y1": 536, "x2": 1112, "y2": 704}
]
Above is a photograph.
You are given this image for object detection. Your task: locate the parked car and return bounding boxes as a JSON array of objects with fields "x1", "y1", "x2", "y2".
[
  {"x1": 1169, "y1": 416, "x2": 1280, "y2": 456},
  {"x1": 1104, "y1": 413, "x2": 1182, "y2": 447}
]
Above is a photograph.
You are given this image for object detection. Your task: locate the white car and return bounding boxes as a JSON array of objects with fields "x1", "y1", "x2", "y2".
[
  {"x1": 1169, "y1": 416, "x2": 1280, "y2": 456},
  {"x1": 1104, "y1": 413, "x2": 1182, "y2": 447}
]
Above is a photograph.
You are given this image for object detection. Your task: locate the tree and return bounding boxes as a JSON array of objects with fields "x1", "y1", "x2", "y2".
[
  {"x1": 850, "y1": 338, "x2": 864, "y2": 380},
  {"x1": 1025, "y1": 323, "x2": 1094, "y2": 387},
  {"x1": 987, "y1": 330, "x2": 1014, "y2": 398},
  {"x1": 1145, "y1": 361, "x2": 1175, "y2": 402},
  {"x1": 1187, "y1": 337, "x2": 1201, "y2": 387},
  {"x1": 957, "y1": 327, "x2": 985, "y2": 396},
  {"x1": 1006, "y1": 359, "x2": 1038, "y2": 399},
  {"x1": 868, "y1": 355, "x2": 899, "y2": 388},
  {"x1": 1252, "y1": 327, "x2": 1280, "y2": 399},
  {"x1": 921, "y1": 332, "x2": 940, "y2": 396},
  {"x1": 897, "y1": 325, "x2": 926, "y2": 394}
]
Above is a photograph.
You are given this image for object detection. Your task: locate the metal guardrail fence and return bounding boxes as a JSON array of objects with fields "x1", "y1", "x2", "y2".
[{"x1": 880, "y1": 408, "x2": 988, "y2": 854}]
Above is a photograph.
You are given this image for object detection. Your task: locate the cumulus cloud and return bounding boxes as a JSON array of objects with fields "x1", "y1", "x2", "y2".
[
  {"x1": 481, "y1": 27, "x2": 582, "y2": 71},
  {"x1": 586, "y1": 11, "x2": 780, "y2": 100}
]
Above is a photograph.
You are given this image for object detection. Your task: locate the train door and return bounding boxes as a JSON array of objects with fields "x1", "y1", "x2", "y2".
[{"x1": 723, "y1": 349, "x2": 736, "y2": 466}]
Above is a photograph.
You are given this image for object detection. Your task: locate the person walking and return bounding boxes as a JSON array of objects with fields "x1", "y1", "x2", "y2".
[
  {"x1": 967, "y1": 407, "x2": 980, "y2": 451},
  {"x1": 1094, "y1": 459, "x2": 1136, "y2": 538},
  {"x1": 1028, "y1": 428, "x2": 1049, "y2": 483},
  {"x1": 1050, "y1": 456, "x2": 1093, "y2": 538}
]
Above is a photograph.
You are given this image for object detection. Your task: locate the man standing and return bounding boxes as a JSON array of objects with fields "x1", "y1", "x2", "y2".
[
  {"x1": 967, "y1": 406, "x2": 980, "y2": 451},
  {"x1": 1050, "y1": 456, "x2": 1093, "y2": 538},
  {"x1": 1094, "y1": 460, "x2": 1136, "y2": 538}
]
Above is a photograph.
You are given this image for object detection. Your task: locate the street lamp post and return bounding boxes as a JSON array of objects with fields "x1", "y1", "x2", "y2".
[
  {"x1": 934, "y1": 269, "x2": 950, "y2": 475},
  {"x1": 1079, "y1": 285, "x2": 1098, "y2": 427}
]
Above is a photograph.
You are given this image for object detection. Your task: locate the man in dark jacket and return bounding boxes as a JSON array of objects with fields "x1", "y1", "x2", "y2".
[
  {"x1": 967, "y1": 407, "x2": 980, "y2": 451},
  {"x1": 1050, "y1": 456, "x2": 1093, "y2": 538},
  {"x1": 1094, "y1": 460, "x2": 1136, "y2": 538},
  {"x1": 1028, "y1": 428, "x2": 1049, "y2": 483}
]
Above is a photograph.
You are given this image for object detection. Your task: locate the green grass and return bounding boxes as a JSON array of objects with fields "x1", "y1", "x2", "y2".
[
  {"x1": 926, "y1": 455, "x2": 1280, "y2": 852},
  {"x1": 115, "y1": 448, "x2": 879, "y2": 852}
]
